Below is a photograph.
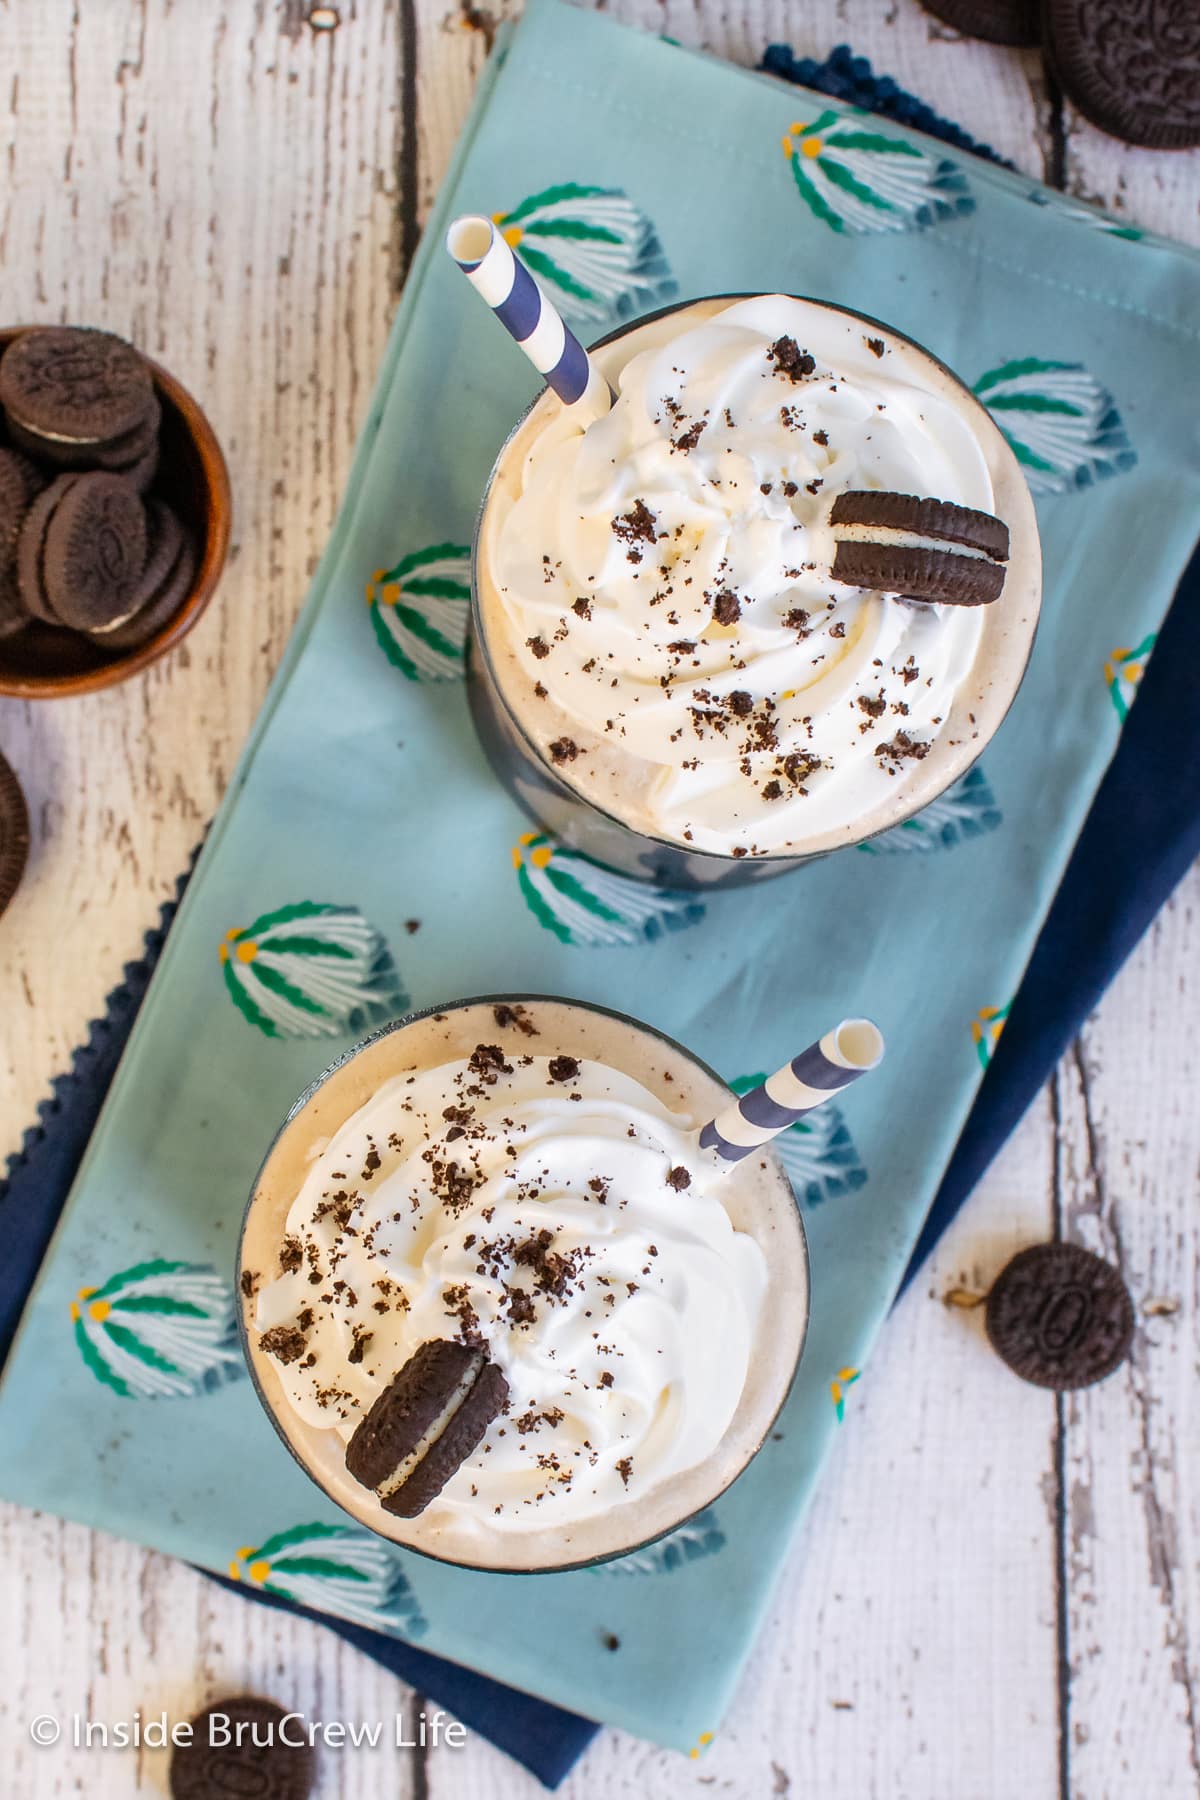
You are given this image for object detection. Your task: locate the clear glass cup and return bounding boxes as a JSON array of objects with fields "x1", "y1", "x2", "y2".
[
  {"x1": 238, "y1": 994, "x2": 809, "y2": 1574},
  {"x1": 468, "y1": 294, "x2": 1041, "y2": 889}
]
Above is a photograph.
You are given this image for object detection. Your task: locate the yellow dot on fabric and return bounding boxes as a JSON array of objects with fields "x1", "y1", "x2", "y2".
[
  {"x1": 224, "y1": 926, "x2": 241, "y2": 940},
  {"x1": 532, "y1": 846, "x2": 553, "y2": 870},
  {"x1": 78, "y1": 1287, "x2": 96, "y2": 1300},
  {"x1": 781, "y1": 133, "x2": 794, "y2": 159},
  {"x1": 236, "y1": 940, "x2": 258, "y2": 964},
  {"x1": 519, "y1": 831, "x2": 538, "y2": 847},
  {"x1": 380, "y1": 582, "x2": 401, "y2": 607},
  {"x1": 699, "y1": 1733, "x2": 714, "y2": 1747},
  {"x1": 69, "y1": 1302, "x2": 80, "y2": 1322},
  {"x1": 88, "y1": 1300, "x2": 111, "y2": 1324},
  {"x1": 802, "y1": 137, "x2": 823, "y2": 158},
  {"x1": 502, "y1": 225, "x2": 523, "y2": 250},
  {"x1": 219, "y1": 943, "x2": 228, "y2": 963},
  {"x1": 510, "y1": 846, "x2": 522, "y2": 870},
  {"x1": 228, "y1": 1562, "x2": 242, "y2": 1581},
  {"x1": 247, "y1": 1560, "x2": 271, "y2": 1584},
  {"x1": 365, "y1": 582, "x2": 377, "y2": 605}
]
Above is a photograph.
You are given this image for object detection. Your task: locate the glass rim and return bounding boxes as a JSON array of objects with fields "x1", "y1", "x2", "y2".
[
  {"x1": 237, "y1": 990, "x2": 811, "y2": 1575},
  {"x1": 468, "y1": 290, "x2": 1041, "y2": 869}
]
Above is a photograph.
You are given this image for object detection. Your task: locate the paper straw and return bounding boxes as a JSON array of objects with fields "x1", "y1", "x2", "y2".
[
  {"x1": 446, "y1": 215, "x2": 614, "y2": 421},
  {"x1": 699, "y1": 1019, "x2": 885, "y2": 1165}
]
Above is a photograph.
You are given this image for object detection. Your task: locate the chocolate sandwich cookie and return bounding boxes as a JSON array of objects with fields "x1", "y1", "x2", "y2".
[
  {"x1": 1046, "y1": 0, "x2": 1200, "y2": 150},
  {"x1": 40, "y1": 470, "x2": 148, "y2": 632},
  {"x1": 0, "y1": 752, "x2": 31, "y2": 918},
  {"x1": 170, "y1": 1696, "x2": 315, "y2": 1800},
  {"x1": 829, "y1": 489, "x2": 1009, "y2": 606},
  {"x1": 346, "y1": 1337, "x2": 509, "y2": 1518},
  {"x1": 0, "y1": 447, "x2": 46, "y2": 637},
  {"x1": 16, "y1": 474, "x2": 81, "y2": 624},
  {"x1": 921, "y1": 0, "x2": 1040, "y2": 47},
  {"x1": 91, "y1": 500, "x2": 196, "y2": 649},
  {"x1": 0, "y1": 327, "x2": 155, "y2": 457},
  {"x1": 985, "y1": 1242, "x2": 1134, "y2": 1389}
]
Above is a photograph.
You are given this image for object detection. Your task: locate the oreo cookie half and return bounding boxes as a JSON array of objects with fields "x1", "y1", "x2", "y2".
[
  {"x1": 0, "y1": 752, "x2": 31, "y2": 918},
  {"x1": 0, "y1": 327, "x2": 154, "y2": 450},
  {"x1": 169, "y1": 1696, "x2": 315, "y2": 1800},
  {"x1": 41, "y1": 470, "x2": 148, "y2": 631},
  {"x1": 0, "y1": 447, "x2": 46, "y2": 637},
  {"x1": 1046, "y1": 0, "x2": 1200, "y2": 150},
  {"x1": 346, "y1": 1337, "x2": 509, "y2": 1518},
  {"x1": 829, "y1": 489, "x2": 1009, "y2": 607},
  {"x1": 90, "y1": 500, "x2": 196, "y2": 648},
  {"x1": 985, "y1": 1241, "x2": 1135, "y2": 1389}
]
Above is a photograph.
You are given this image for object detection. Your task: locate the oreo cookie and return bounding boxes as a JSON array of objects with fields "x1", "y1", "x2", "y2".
[
  {"x1": 0, "y1": 752, "x2": 30, "y2": 918},
  {"x1": 1046, "y1": 0, "x2": 1200, "y2": 150},
  {"x1": 829, "y1": 489, "x2": 1009, "y2": 607},
  {"x1": 0, "y1": 327, "x2": 154, "y2": 455},
  {"x1": 40, "y1": 470, "x2": 147, "y2": 631},
  {"x1": 16, "y1": 474, "x2": 81, "y2": 624},
  {"x1": 91, "y1": 500, "x2": 196, "y2": 649},
  {"x1": 921, "y1": 0, "x2": 1040, "y2": 47},
  {"x1": 0, "y1": 447, "x2": 46, "y2": 637},
  {"x1": 346, "y1": 1337, "x2": 509, "y2": 1518},
  {"x1": 169, "y1": 1696, "x2": 315, "y2": 1800},
  {"x1": 985, "y1": 1242, "x2": 1135, "y2": 1389}
]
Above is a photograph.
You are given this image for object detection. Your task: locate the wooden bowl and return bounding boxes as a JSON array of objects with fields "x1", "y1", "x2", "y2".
[{"x1": 0, "y1": 326, "x2": 231, "y2": 698}]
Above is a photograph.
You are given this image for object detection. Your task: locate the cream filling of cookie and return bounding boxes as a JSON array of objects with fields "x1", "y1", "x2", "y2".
[{"x1": 830, "y1": 523, "x2": 998, "y2": 562}]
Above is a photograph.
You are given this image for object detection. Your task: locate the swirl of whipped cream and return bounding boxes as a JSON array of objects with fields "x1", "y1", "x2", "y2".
[
  {"x1": 254, "y1": 1050, "x2": 767, "y2": 1534},
  {"x1": 488, "y1": 295, "x2": 997, "y2": 855}
]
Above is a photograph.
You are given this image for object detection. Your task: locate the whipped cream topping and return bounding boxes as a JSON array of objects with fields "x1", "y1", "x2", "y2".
[
  {"x1": 254, "y1": 1042, "x2": 767, "y2": 1535},
  {"x1": 488, "y1": 295, "x2": 996, "y2": 856}
]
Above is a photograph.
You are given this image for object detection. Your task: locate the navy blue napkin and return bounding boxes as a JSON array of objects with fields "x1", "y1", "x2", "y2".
[{"x1": 2, "y1": 49, "x2": 1196, "y2": 1789}]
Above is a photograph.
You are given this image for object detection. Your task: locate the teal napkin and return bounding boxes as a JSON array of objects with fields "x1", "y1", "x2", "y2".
[{"x1": 1, "y1": 0, "x2": 1197, "y2": 1754}]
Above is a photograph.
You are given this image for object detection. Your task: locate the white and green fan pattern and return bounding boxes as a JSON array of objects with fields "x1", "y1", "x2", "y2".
[
  {"x1": 492, "y1": 184, "x2": 677, "y2": 324},
  {"x1": 858, "y1": 766, "x2": 1003, "y2": 855},
  {"x1": 594, "y1": 1509, "x2": 726, "y2": 1576},
  {"x1": 71, "y1": 1260, "x2": 243, "y2": 1400},
  {"x1": 782, "y1": 110, "x2": 973, "y2": 234},
  {"x1": 513, "y1": 831, "x2": 705, "y2": 947},
  {"x1": 220, "y1": 901, "x2": 407, "y2": 1039},
  {"x1": 230, "y1": 1522, "x2": 427, "y2": 1637},
  {"x1": 973, "y1": 358, "x2": 1137, "y2": 492},
  {"x1": 731, "y1": 1078, "x2": 868, "y2": 1208},
  {"x1": 366, "y1": 543, "x2": 471, "y2": 681}
]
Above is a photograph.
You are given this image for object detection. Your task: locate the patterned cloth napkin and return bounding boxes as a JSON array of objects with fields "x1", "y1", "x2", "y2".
[{"x1": 1, "y1": 0, "x2": 1197, "y2": 1756}]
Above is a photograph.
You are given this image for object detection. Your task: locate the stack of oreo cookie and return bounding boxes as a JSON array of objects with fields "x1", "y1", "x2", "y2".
[{"x1": 0, "y1": 328, "x2": 198, "y2": 652}]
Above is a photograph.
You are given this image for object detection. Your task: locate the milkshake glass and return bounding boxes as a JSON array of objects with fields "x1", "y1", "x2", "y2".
[
  {"x1": 239, "y1": 995, "x2": 809, "y2": 1573},
  {"x1": 469, "y1": 293, "x2": 1041, "y2": 887}
]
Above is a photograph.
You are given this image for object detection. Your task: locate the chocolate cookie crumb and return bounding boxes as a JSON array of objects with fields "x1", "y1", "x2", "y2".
[
  {"x1": 493, "y1": 1002, "x2": 538, "y2": 1036},
  {"x1": 240, "y1": 1269, "x2": 258, "y2": 1299},
  {"x1": 260, "y1": 1325, "x2": 308, "y2": 1365},
  {"x1": 549, "y1": 737, "x2": 579, "y2": 764},
  {"x1": 548, "y1": 1054, "x2": 580, "y2": 1083},
  {"x1": 527, "y1": 634, "x2": 550, "y2": 660},
  {"x1": 616, "y1": 1456, "x2": 633, "y2": 1487},
  {"x1": 279, "y1": 1236, "x2": 303, "y2": 1274},
  {"x1": 865, "y1": 337, "x2": 886, "y2": 358},
  {"x1": 665, "y1": 1166, "x2": 692, "y2": 1191},
  {"x1": 348, "y1": 1327, "x2": 373, "y2": 1366},
  {"x1": 611, "y1": 500, "x2": 658, "y2": 546},
  {"x1": 813, "y1": 428, "x2": 829, "y2": 446},
  {"x1": 767, "y1": 336, "x2": 816, "y2": 382}
]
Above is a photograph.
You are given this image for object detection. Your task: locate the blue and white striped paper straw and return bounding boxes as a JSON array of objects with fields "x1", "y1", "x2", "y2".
[
  {"x1": 446, "y1": 215, "x2": 614, "y2": 421},
  {"x1": 699, "y1": 1020, "x2": 884, "y2": 1165}
]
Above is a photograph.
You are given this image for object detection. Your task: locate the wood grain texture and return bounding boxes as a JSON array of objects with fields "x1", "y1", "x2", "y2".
[{"x1": 0, "y1": 2, "x2": 1196, "y2": 1796}]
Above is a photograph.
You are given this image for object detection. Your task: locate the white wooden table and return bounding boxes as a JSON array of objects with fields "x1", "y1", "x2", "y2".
[{"x1": 1, "y1": 3, "x2": 1197, "y2": 1794}]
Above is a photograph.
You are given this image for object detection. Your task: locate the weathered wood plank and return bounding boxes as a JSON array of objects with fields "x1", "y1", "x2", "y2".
[{"x1": 1055, "y1": 868, "x2": 1200, "y2": 1799}]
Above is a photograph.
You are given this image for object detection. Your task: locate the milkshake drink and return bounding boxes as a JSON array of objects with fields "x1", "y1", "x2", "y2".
[
  {"x1": 470, "y1": 294, "x2": 1041, "y2": 885},
  {"x1": 239, "y1": 997, "x2": 808, "y2": 1572}
]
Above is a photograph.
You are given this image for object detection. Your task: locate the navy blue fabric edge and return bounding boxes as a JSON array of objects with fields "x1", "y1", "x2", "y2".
[{"x1": 1, "y1": 44, "x2": 1195, "y2": 1787}]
